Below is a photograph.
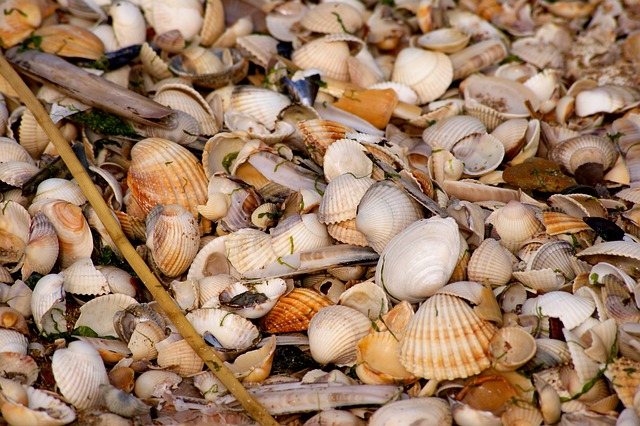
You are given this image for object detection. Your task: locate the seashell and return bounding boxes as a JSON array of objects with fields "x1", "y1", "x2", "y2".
[
  {"x1": 391, "y1": 47, "x2": 453, "y2": 104},
  {"x1": 236, "y1": 34, "x2": 279, "y2": 69},
  {"x1": 510, "y1": 38, "x2": 563, "y2": 70},
  {"x1": 140, "y1": 42, "x2": 172, "y2": 80},
  {"x1": 20, "y1": 214, "x2": 59, "y2": 282},
  {"x1": 270, "y1": 213, "x2": 333, "y2": 258},
  {"x1": 99, "y1": 266, "x2": 136, "y2": 298},
  {"x1": 543, "y1": 211, "x2": 592, "y2": 235},
  {"x1": 100, "y1": 384, "x2": 150, "y2": 418},
  {"x1": 74, "y1": 294, "x2": 138, "y2": 338},
  {"x1": 134, "y1": 370, "x2": 182, "y2": 399},
  {"x1": 108, "y1": 1, "x2": 147, "y2": 49},
  {"x1": 338, "y1": 280, "x2": 389, "y2": 319},
  {"x1": 305, "y1": 409, "x2": 367, "y2": 425},
  {"x1": 146, "y1": 204, "x2": 200, "y2": 278},
  {"x1": 202, "y1": 132, "x2": 250, "y2": 177},
  {"x1": 527, "y1": 240, "x2": 576, "y2": 279},
  {"x1": 62, "y1": 257, "x2": 109, "y2": 296},
  {"x1": 323, "y1": 139, "x2": 373, "y2": 182},
  {"x1": 30, "y1": 274, "x2": 64, "y2": 335},
  {"x1": 0, "y1": 306, "x2": 28, "y2": 335},
  {"x1": 308, "y1": 305, "x2": 371, "y2": 366},
  {"x1": 141, "y1": 0, "x2": 203, "y2": 41},
  {"x1": 512, "y1": 268, "x2": 565, "y2": 293},
  {"x1": 549, "y1": 135, "x2": 617, "y2": 183},
  {"x1": 0, "y1": 161, "x2": 39, "y2": 188},
  {"x1": 199, "y1": 0, "x2": 224, "y2": 45},
  {"x1": 369, "y1": 397, "x2": 452, "y2": 426},
  {"x1": 398, "y1": 284, "x2": 499, "y2": 380},
  {"x1": 318, "y1": 173, "x2": 376, "y2": 224},
  {"x1": 486, "y1": 200, "x2": 545, "y2": 253},
  {"x1": 619, "y1": 322, "x2": 640, "y2": 362},
  {"x1": 299, "y1": 119, "x2": 354, "y2": 166},
  {"x1": 225, "y1": 111, "x2": 295, "y2": 145},
  {"x1": 0, "y1": 352, "x2": 38, "y2": 385},
  {"x1": 576, "y1": 241, "x2": 640, "y2": 279},
  {"x1": 332, "y1": 88, "x2": 398, "y2": 130},
  {"x1": 31, "y1": 24, "x2": 104, "y2": 60},
  {"x1": 0, "y1": 136, "x2": 34, "y2": 164},
  {"x1": 32, "y1": 178, "x2": 87, "y2": 206},
  {"x1": 501, "y1": 401, "x2": 543, "y2": 426},
  {"x1": 575, "y1": 85, "x2": 640, "y2": 117},
  {"x1": 186, "y1": 308, "x2": 260, "y2": 351},
  {"x1": 127, "y1": 320, "x2": 167, "y2": 361},
  {"x1": 169, "y1": 47, "x2": 248, "y2": 89},
  {"x1": 449, "y1": 39, "x2": 508, "y2": 81},
  {"x1": 376, "y1": 217, "x2": 461, "y2": 303},
  {"x1": 259, "y1": 287, "x2": 334, "y2": 333},
  {"x1": 74, "y1": 336, "x2": 131, "y2": 364},
  {"x1": 521, "y1": 291, "x2": 595, "y2": 330},
  {"x1": 156, "y1": 338, "x2": 204, "y2": 376},
  {"x1": 225, "y1": 335, "x2": 276, "y2": 382},
  {"x1": 127, "y1": 138, "x2": 208, "y2": 218},
  {"x1": 154, "y1": 85, "x2": 219, "y2": 135},
  {"x1": 452, "y1": 132, "x2": 505, "y2": 176},
  {"x1": 604, "y1": 357, "x2": 640, "y2": 409},
  {"x1": 417, "y1": 27, "x2": 470, "y2": 53},
  {"x1": 422, "y1": 115, "x2": 486, "y2": 151},
  {"x1": 219, "y1": 278, "x2": 288, "y2": 319},
  {"x1": 51, "y1": 340, "x2": 109, "y2": 410},
  {"x1": 225, "y1": 228, "x2": 278, "y2": 274},
  {"x1": 488, "y1": 326, "x2": 537, "y2": 372},
  {"x1": 467, "y1": 238, "x2": 513, "y2": 287},
  {"x1": 301, "y1": 2, "x2": 363, "y2": 34},
  {"x1": 356, "y1": 330, "x2": 416, "y2": 385},
  {"x1": 327, "y1": 219, "x2": 369, "y2": 246},
  {"x1": 0, "y1": 329, "x2": 28, "y2": 354},
  {"x1": 0, "y1": 384, "x2": 77, "y2": 426},
  {"x1": 188, "y1": 236, "x2": 240, "y2": 281},
  {"x1": 229, "y1": 86, "x2": 292, "y2": 132},
  {"x1": 0, "y1": 200, "x2": 30, "y2": 265},
  {"x1": 463, "y1": 75, "x2": 540, "y2": 118},
  {"x1": 0, "y1": 0, "x2": 47, "y2": 49}
]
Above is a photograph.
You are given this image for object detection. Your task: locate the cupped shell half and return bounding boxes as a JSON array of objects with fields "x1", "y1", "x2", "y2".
[
  {"x1": 258, "y1": 287, "x2": 334, "y2": 334},
  {"x1": 186, "y1": 308, "x2": 260, "y2": 351},
  {"x1": 391, "y1": 47, "x2": 453, "y2": 104}
]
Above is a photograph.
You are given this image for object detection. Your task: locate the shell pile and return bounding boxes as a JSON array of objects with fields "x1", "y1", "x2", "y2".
[{"x1": 2, "y1": 0, "x2": 640, "y2": 424}]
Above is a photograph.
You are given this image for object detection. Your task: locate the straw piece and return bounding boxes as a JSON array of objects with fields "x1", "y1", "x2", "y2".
[{"x1": 0, "y1": 52, "x2": 279, "y2": 426}]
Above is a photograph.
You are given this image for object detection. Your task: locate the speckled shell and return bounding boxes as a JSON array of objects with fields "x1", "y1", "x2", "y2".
[
  {"x1": 259, "y1": 288, "x2": 334, "y2": 334},
  {"x1": 51, "y1": 340, "x2": 109, "y2": 410},
  {"x1": 127, "y1": 138, "x2": 208, "y2": 219},
  {"x1": 398, "y1": 283, "x2": 498, "y2": 380},
  {"x1": 308, "y1": 305, "x2": 371, "y2": 366}
]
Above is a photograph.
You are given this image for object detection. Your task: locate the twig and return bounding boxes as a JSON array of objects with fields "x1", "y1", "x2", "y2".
[{"x1": 0, "y1": 52, "x2": 279, "y2": 426}]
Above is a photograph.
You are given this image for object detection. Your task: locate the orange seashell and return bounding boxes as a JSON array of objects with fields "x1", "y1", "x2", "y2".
[
  {"x1": 31, "y1": 24, "x2": 105, "y2": 60},
  {"x1": 258, "y1": 288, "x2": 334, "y2": 333},
  {"x1": 332, "y1": 89, "x2": 398, "y2": 130}
]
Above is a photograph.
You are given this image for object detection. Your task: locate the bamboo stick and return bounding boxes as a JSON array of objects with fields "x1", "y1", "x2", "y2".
[{"x1": 0, "y1": 52, "x2": 279, "y2": 426}]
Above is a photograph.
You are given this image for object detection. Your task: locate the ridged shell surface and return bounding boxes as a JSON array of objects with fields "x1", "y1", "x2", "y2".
[
  {"x1": 398, "y1": 291, "x2": 498, "y2": 380},
  {"x1": 318, "y1": 174, "x2": 376, "y2": 224},
  {"x1": 300, "y1": 3, "x2": 363, "y2": 34},
  {"x1": 467, "y1": 238, "x2": 513, "y2": 287},
  {"x1": 127, "y1": 138, "x2": 208, "y2": 218},
  {"x1": 391, "y1": 47, "x2": 453, "y2": 104},
  {"x1": 375, "y1": 217, "x2": 461, "y2": 303},
  {"x1": 51, "y1": 340, "x2": 109, "y2": 410},
  {"x1": 40, "y1": 200, "x2": 93, "y2": 268},
  {"x1": 292, "y1": 37, "x2": 352, "y2": 82},
  {"x1": 186, "y1": 308, "x2": 260, "y2": 350},
  {"x1": 369, "y1": 398, "x2": 453, "y2": 426},
  {"x1": 486, "y1": 200, "x2": 545, "y2": 253},
  {"x1": 259, "y1": 288, "x2": 334, "y2": 333},
  {"x1": 270, "y1": 213, "x2": 333, "y2": 258}
]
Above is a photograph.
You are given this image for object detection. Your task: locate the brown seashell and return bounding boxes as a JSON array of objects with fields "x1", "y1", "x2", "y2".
[
  {"x1": 31, "y1": 24, "x2": 104, "y2": 60},
  {"x1": 259, "y1": 288, "x2": 334, "y2": 333},
  {"x1": 604, "y1": 357, "x2": 640, "y2": 408},
  {"x1": 332, "y1": 89, "x2": 398, "y2": 130},
  {"x1": 40, "y1": 200, "x2": 93, "y2": 269},
  {"x1": 457, "y1": 374, "x2": 520, "y2": 416},
  {"x1": 298, "y1": 119, "x2": 354, "y2": 166},
  {"x1": 127, "y1": 138, "x2": 208, "y2": 219}
]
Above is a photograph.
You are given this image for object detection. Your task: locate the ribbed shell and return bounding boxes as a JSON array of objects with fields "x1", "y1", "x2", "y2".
[
  {"x1": 308, "y1": 305, "x2": 371, "y2": 366},
  {"x1": 300, "y1": 2, "x2": 363, "y2": 34},
  {"x1": 0, "y1": 136, "x2": 34, "y2": 164},
  {"x1": 74, "y1": 294, "x2": 138, "y2": 338},
  {"x1": 486, "y1": 200, "x2": 545, "y2": 253},
  {"x1": 186, "y1": 308, "x2": 260, "y2": 350},
  {"x1": 467, "y1": 238, "x2": 513, "y2": 287},
  {"x1": 0, "y1": 329, "x2": 28, "y2": 354},
  {"x1": 259, "y1": 288, "x2": 334, "y2": 333},
  {"x1": 298, "y1": 119, "x2": 354, "y2": 166},
  {"x1": 327, "y1": 218, "x2": 369, "y2": 246},
  {"x1": 127, "y1": 138, "x2": 208, "y2": 218},
  {"x1": 292, "y1": 36, "x2": 352, "y2": 82},
  {"x1": 450, "y1": 39, "x2": 508, "y2": 81},
  {"x1": 30, "y1": 273, "x2": 64, "y2": 334},
  {"x1": 451, "y1": 132, "x2": 505, "y2": 176},
  {"x1": 463, "y1": 75, "x2": 540, "y2": 118},
  {"x1": 225, "y1": 228, "x2": 278, "y2": 274},
  {"x1": 270, "y1": 213, "x2": 333, "y2": 258},
  {"x1": 422, "y1": 115, "x2": 486, "y2": 151},
  {"x1": 398, "y1": 292, "x2": 498, "y2": 380},
  {"x1": 62, "y1": 257, "x2": 109, "y2": 296},
  {"x1": 391, "y1": 47, "x2": 453, "y2": 104},
  {"x1": 157, "y1": 338, "x2": 204, "y2": 376},
  {"x1": 521, "y1": 291, "x2": 595, "y2": 330},
  {"x1": 543, "y1": 211, "x2": 592, "y2": 235},
  {"x1": 318, "y1": 174, "x2": 376, "y2": 224},
  {"x1": 369, "y1": 398, "x2": 452, "y2": 426},
  {"x1": 146, "y1": 204, "x2": 200, "y2": 277},
  {"x1": 323, "y1": 138, "x2": 373, "y2": 181},
  {"x1": 229, "y1": 85, "x2": 292, "y2": 131},
  {"x1": 549, "y1": 135, "x2": 617, "y2": 175},
  {"x1": 51, "y1": 341, "x2": 109, "y2": 410},
  {"x1": 154, "y1": 85, "x2": 219, "y2": 135}
]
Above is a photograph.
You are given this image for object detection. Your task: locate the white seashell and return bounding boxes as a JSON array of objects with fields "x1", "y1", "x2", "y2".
[
  {"x1": 322, "y1": 138, "x2": 373, "y2": 181},
  {"x1": 0, "y1": 384, "x2": 76, "y2": 425},
  {"x1": 422, "y1": 115, "x2": 486, "y2": 151},
  {"x1": 193, "y1": 370, "x2": 227, "y2": 401},
  {"x1": 308, "y1": 305, "x2": 371, "y2": 366},
  {"x1": 338, "y1": 280, "x2": 389, "y2": 319},
  {"x1": 30, "y1": 274, "x2": 64, "y2": 335},
  {"x1": 99, "y1": 266, "x2": 137, "y2": 298},
  {"x1": 467, "y1": 238, "x2": 513, "y2": 287},
  {"x1": 486, "y1": 200, "x2": 545, "y2": 253},
  {"x1": 391, "y1": 47, "x2": 453, "y2": 104},
  {"x1": 219, "y1": 278, "x2": 288, "y2": 319},
  {"x1": 186, "y1": 308, "x2": 260, "y2": 351},
  {"x1": 369, "y1": 397, "x2": 453, "y2": 426},
  {"x1": 270, "y1": 213, "x2": 333, "y2": 258},
  {"x1": 318, "y1": 173, "x2": 376, "y2": 224},
  {"x1": 575, "y1": 85, "x2": 640, "y2": 117},
  {"x1": 100, "y1": 383, "x2": 150, "y2": 418},
  {"x1": 39, "y1": 200, "x2": 93, "y2": 268},
  {"x1": 140, "y1": 0, "x2": 204, "y2": 40},
  {"x1": 463, "y1": 75, "x2": 540, "y2": 118},
  {"x1": 521, "y1": 291, "x2": 595, "y2": 330},
  {"x1": 156, "y1": 338, "x2": 204, "y2": 376},
  {"x1": 452, "y1": 132, "x2": 505, "y2": 176},
  {"x1": 127, "y1": 320, "x2": 167, "y2": 361},
  {"x1": 449, "y1": 38, "x2": 508, "y2": 81},
  {"x1": 376, "y1": 217, "x2": 461, "y2": 303},
  {"x1": 20, "y1": 211, "x2": 59, "y2": 281},
  {"x1": 62, "y1": 257, "x2": 109, "y2": 296},
  {"x1": 225, "y1": 228, "x2": 278, "y2": 274},
  {"x1": 188, "y1": 235, "x2": 240, "y2": 281},
  {"x1": 305, "y1": 409, "x2": 366, "y2": 425},
  {"x1": 198, "y1": 274, "x2": 236, "y2": 307},
  {"x1": 51, "y1": 340, "x2": 109, "y2": 410},
  {"x1": 134, "y1": 370, "x2": 182, "y2": 399},
  {"x1": 0, "y1": 329, "x2": 28, "y2": 354},
  {"x1": 417, "y1": 27, "x2": 470, "y2": 54},
  {"x1": 109, "y1": 1, "x2": 146, "y2": 49},
  {"x1": 74, "y1": 294, "x2": 138, "y2": 338}
]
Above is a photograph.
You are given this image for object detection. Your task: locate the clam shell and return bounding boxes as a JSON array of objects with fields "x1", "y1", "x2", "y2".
[
  {"x1": 0, "y1": 385, "x2": 76, "y2": 425},
  {"x1": 308, "y1": 305, "x2": 371, "y2": 366},
  {"x1": 463, "y1": 75, "x2": 540, "y2": 118},
  {"x1": 51, "y1": 340, "x2": 109, "y2": 410},
  {"x1": 300, "y1": 2, "x2": 363, "y2": 34},
  {"x1": 575, "y1": 85, "x2": 640, "y2": 117},
  {"x1": 326, "y1": 219, "x2": 369, "y2": 246},
  {"x1": 229, "y1": 86, "x2": 292, "y2": 131},
  {"x1": 186, "y1": 308, "x2": 260, "y2": 351},
  {"x1": 134, "y1": 370, "x2": 182, "y2": 399},
  {"x1": 486, "y1": 200, "x2": 545, "y2": 253},
  {"x1": 512, "y1": 268, "x2": 565, "y2": 293},
  {"x1": 225, "y1": 335, "x2": 276, "y2": 382},
  {"x1": 127, "y1": 321, "x2": 167, "y2": 361},
  {"x1": 398, "y1": 286, "x2": 498, "y2": 380},
  {"x1": 270, "y1": 213, "x2": 333, "y2": 258},
  {"x1": 62, "y1": 257, "x2": 109, "y2": 296},
  {"x1": 32, "y1": 178, "x2": 87, "y2": 206},
  {"x1": 219, "y1": 278, "x2": 288, "y2": 319},
  {"x1": 527, "y1": 338, "x2": 571, "y2": 370},
  {"x1": 305, "y1": 410, "x2": 366, "y2": 425},
  {"x1": 32, "y1": 24, "x2": 104, "y2": 60},
  {"x1": 169, "y1": 47, "x2": 248, "y2": 89},
  {"x1": 467, "y1": 238, "x2": 513, "y2": 287},
  {"x1": 154, "y1": 85, "x2": 219, "y2": 135},
  {"x1": 236, "y1": 34, "x2": 279, "y2": 69},
  {"x1": 356, "y1": 331, "x2": 416, "y2": 385},
  {"x1": 355, "y1": 180, "x2": 424, "y2": 254},
  {"x1": 298, "y1": 119, "x2": 353, "y2": 166},
  {"x1": 142, "y1": 0, "x2": 204, "y2": 41},
  {"x1": 391, "y1": 47, "x2": 453, "y2": 104},
  {"x1": 146, "y1": 204, "x2": 200, "y2": 277},
  {"x1": 488, "y1": 326, "x2": 537, "y2": 372},
  {"x1": 259, "y1": 287, "x2": 334, "y2": 333},
  {"x1": 292, "y1": 36, "x2": 353, "y2": 82},
  {"x1": 417, "y1": 27, "x2": 470, "y2": 53},
  {"x1": 549, "y1": 135, "x2": 617, "y2": 176},
  {"x1": 156, "y1": 338, "x2": 204, "y2": 376},
  {"x1": 376, "y1": 217, "x2": 461, "y2": 303},
  {"x1": 0, "y1": 352, "x2": 38, "y2": 384},
  {"x1": 0, "y1": 0, "x2": 44, "y2": 48},
  {"x1": 422, "y1": 114, "x2": 486, "y2": 151},
  {"x1": 100, "y1": 384, "x2": 150, "y2": 418},
  {"x1": 527, "y1": 240, "x2": 576, "y2": 279},
  {"x1": 140, "y1": 42, "x2": 172, "y2": 80},
  {"x1": 318, "y1": 173, "x2": 376, "y2": 224},
  {"x1": 0, "y1": 161, "x2": 39, "y2": 188},
  {"x1": 127, "y1": 138, "x2": 208, "y2": 218},
  {"x1": 322, "y1": 138, "x2": 373, "y2": 181},
  {"x1": 543, "y1": 211, "x2": 592, "y2": 235},
  {"x1": 199, "y1": 0, "x2": 224, "y2": 45},
  {"x1": 452, "y1": 132, "x2": 505, "y2": 176},
  {"x1": 521, "y1": 291, "x2": 595, "y2": 330},
  {"x1": 109, "y1": 0, "x2": 146, "y2": 48},
  {"x1": 0, "y1": 329, "x2": 28, "y2": 354},
  {"x1": 338, "y1": 280, "x2": 389, "y2": 319},
  {"x1": 369, "y1": 397, "x2": 452, "y2": 426},
  {"x1": 225, "y1": 228, "x2": 278, "y2": 274},
  {"x1": 0, "y1": 136, "x2": 34, "y2": 164},
  {"x1": 198, "y1": 274, "x2": 236, "y2": 307},
  {"x1": 73, "y1": 336, "x2": 131, "y2": 364},
  {"x1": 576, "y1": 241, "x2": 640, "y2": 277},
  {"x1": 74, "y1": 294, "x2": 138, "y2": 338},
  {"x1": 188, "y1": 235, "x2": 240, "y2": 281},
  {"x1": 449, "y1": 39, "x2": 508, "y2": 81},
  {"x1": 30, "y1": 274, "x2": 64, "y2": 335}
]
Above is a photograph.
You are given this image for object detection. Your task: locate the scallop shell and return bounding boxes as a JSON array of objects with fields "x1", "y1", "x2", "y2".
[
  {"x1": 322, "y1": 138, "x2": 373, "y2": 181},
  {"x1": 62, "y1": 257, "x2": 109, "y2": 296},
  {"x1": 127, "y1": 138, "x2": 208, "y2": 218},
  {"x1": 298, "y1": 119, "x2": 354, "y2": 166},
  {"x1": 527, "y1": 240, "x2": 576, "y2": 279},
  {"x1": 576, "y1": 241, "x2": 640, "y2": 277},
  {"x1": 156, "y1": 338, "x2": 204, "y2": 376},
  {"x1": 308, "y1": 305, "x2": 371, "y2": 366},
  {"x1": 219, "y1": 278, "x2": 288, "y2": 319},
  {"x1": 32, "y1": 178, "x2": 87, "y2": 206},
  {"x1": 0, "y1": 161, "x2": 39, "y2": 188},
  {"x1": 199, "y1": 0, "x2": 224, "y2": 45},
  {"x1": 140, "y1": 42, "x2": 172, "y2": 80},
  {"x1": 258, "y1": 287, "x2": 334, "y2": 333},
  {"x1": 318, "y1": 173, "x2": 376, "y2": 224},
  {"x1": 270, "y1": 213, "x2": 333, "y2": 258},
  {"x1": 146, "y1": 204, "x2": 200, "y2": 278},
  {"x1": 486, "y1": 200, "x2": 545, "y2": 253},
  {"x1": 398, "y1": 284, "x2": 498, "y2": 380},
  {"x1": 512, "y1": 268, "x2": 565, "y2": 293},
  {"x1": 376, "y1": 217, "x2": 461, "y2": 303},
  {"x1": 300, "y1": 2, "x2": 363, "y2": 34},
  {"x1": 74, "y1": 294, "x2": 138, "y2": 338},
  {"x1": 467, "y1": 238, "x2": 513, "y2": 287},
  {"x1": 186, "y1": 308, "x2": 260, "y2": 351},
  {"x1": 51, "y1": 340, "x2": 109, "y2": 410},
  {"x1": 0, "y1": 137, "x2": 34, "y2": 164},
  {"x1": 292, "y1": 36, "x2": 353, "y2": 82},
  {"x1": 391, "y1": 47, "x2": 453, "y2": 104}
]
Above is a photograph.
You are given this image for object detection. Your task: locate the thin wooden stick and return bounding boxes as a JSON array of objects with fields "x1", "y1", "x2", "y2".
[{"x1": 0, "y1": 52, "x2": 279, "y2": 426}]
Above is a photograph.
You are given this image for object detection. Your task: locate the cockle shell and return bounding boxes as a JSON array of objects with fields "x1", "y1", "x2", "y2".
[
  {"x1": 449, "y1": 38, "x2": 508, "y2": 81},
  {"x1": 127, "y1": 137, "x2": 208, "y2": 219},
  {"x1": 127, "y1": 320, "x2": 167, "y2": 361},
  {"x1": 31, "y1": 24, "x2": 105, "y2": 60},
  {"x1": 376, "y1": 216, "x2": 461, "y2": 303},
  {"x1": 154, "y1": 84, "x2": 220, "y2": 135},
  {"x1": 298, "y1": 119, "x2": 354, "y2": 166},
  {"x1": 308, "y1": 305, "x2": 371, "y2": 366},
  {"x1": 109, "y1": 1, "x2": 147, "y2": 49},
  {"x1": 488, "y1": 326, "x2": 537, "y2": 372},
  {"x1": 100, "y1": 384, "x2": 150, "y2": 418},
  {"x1": 140, "y1": 0, "x2": 203, "y2": 41},
  {"x1": 62, "y1": 257, "x2": 109, "y2": 296},
  {"x1": 369, "y1": 397, "x2": 452, "y2": 426},
  {"x1": 356, "y1": 331, "x2": 416, "y2": 385},
  {"x1": 338, "y1": 280, "x2": 389, "y2": 319},
  {"x1": 463, "y1": 75, "x2": 540, "y2": 118},
  {"x1": 145, "y1": 204, "x2": 200, "y2": 278},
  {"x1": 422, "y1": 115, "x2": 486, "y2": 151},
  {"x1": 156, "y1": 338, "x2": 204, "y2": 376},
  {"x1": 134, "y1": 370, "x2": 182, "y2": 399},
  {"x1": 224, "y1": 335, "x2": 276, "y2": 383},
  {"x1": 0, "y1": 0, "x2": 48, "y2": 49},
  {"x1": 521, "y1": 291, "x2": 595, "y2": 330},
  {"x1": 0, "y1": 384, "x2": 77, "y2": 426},
  {"x1": 549, "y1": 135, "x2": 617, "y2": 177},
  {"x1": 270, "y1": 213, "x2": 333, "y2": 258},
  {"x1": 51, "y1": 340, "x2": 109, "y2": 410},
  {"x1": 30, "y1": 273, "x2": 64, "y2": 335},
  {"x1": 292, "y1": 36, "x2": 355, "y2": 82},
  {"x1": 398, "y1": 282, "x2": 499, "y2": 380},
  {"x1": 318, "y1": 173, "x2": 376, "y2": 224},
  {"x1": 225, "y1": 228, "x2": 278, "y2": 274},
  {"x1": 391, "y1": 47, "x2": 453, "y2": 104},
  {"x1": 322, "y1": 138, "x2": 373, "y2": 181},
  {"x1": 486, "y1": 200, "x2": 545, "y2": 253},
  {"x1": 0, "y1": 200, "x2": 30, "y2": 265},
  {"x1": 74, "y1": 294, "x2": 138, "y2": 338},
  {"x1": 258, "y1": 287, "x2": 334, "y2": 333},
  {"x1": 186, "y1": 308, "x2": 260, "y2": 351},
  {"x1": 417, "y1": 27, "x2": 470, "y2": 53},
  {"x1": 467, "y1": 238, "x2": 513, "y2": 287},
  {"x1": 300, "y1": 2, "x2": 363, "y2": 34},
  {"x1": 0, "y1": 329, "x2": 28, "y2": 354}
]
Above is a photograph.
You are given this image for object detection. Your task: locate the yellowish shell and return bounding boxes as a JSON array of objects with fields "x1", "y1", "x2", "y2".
[
  {"x1": 391, "y1": 47, "x2": 453, "y2": 104},
  {"x1": 292, "y1": 36, "x2": 353, "y2": 82},
  {"x1": 156, "y1": 338, "x2": 204, "y2": 376},
  {"x1": 31, "y1": 24, "x2": 105, "y2": 60},
  {"x1": 259, "y1": 288, "x2": 334, "y2": 334}
]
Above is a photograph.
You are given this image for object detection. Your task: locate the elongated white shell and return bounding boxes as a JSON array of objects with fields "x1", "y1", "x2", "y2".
[{"x1": 376, "y1": 217, "x2": 461, "y2": 302}]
